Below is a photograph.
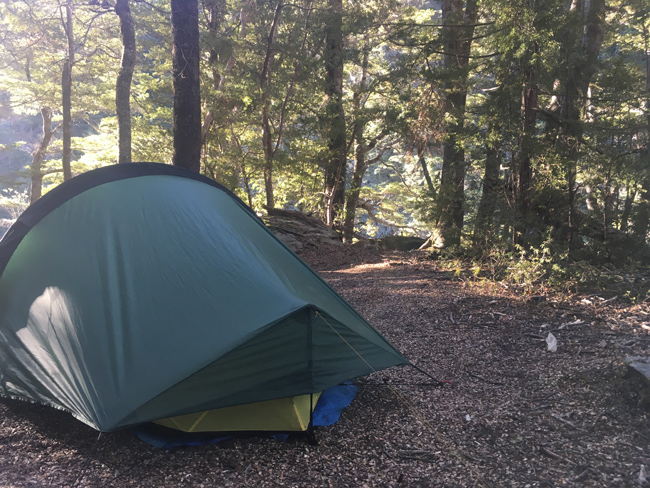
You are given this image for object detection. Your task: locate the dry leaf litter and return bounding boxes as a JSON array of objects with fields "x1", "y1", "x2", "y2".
[{"x1": 0, "y1": 246, "x2": 648, "y2": 487}]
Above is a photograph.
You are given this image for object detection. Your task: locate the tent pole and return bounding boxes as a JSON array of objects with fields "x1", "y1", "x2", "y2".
[{"x1": 306, "y1": 307, "x2": 317, "y2": 445}]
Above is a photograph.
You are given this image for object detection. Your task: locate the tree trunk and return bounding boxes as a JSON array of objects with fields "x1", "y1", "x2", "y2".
[
  {"x1": 342, "y1": 128, "x2": 365, "y2": 242},
  {"x1": 435, "y1": 0, "x2": 478, "y2": 248},
  {"x1": 473, "y1": 141, "x2": 500, "y2": 248},
  {"x1": 419, "y1": 145, "x2": 436, "y2": 196},
  {"x1": 557, "y1": 0, "x2": 605, "y2": 251},
  {"x1": 115, "y1": 0, "x2": 136, "y2": 164},
  {"x1": 260, "y1": 1, "x2": 284, "y2": 208},
  {"x1": 620, "y1": 186, "x2": 635, "y2": 234},
  {"x1": 61, "y1": 1, "x2": 73, "y2": 181},
  {"x1": 242, "y1": 164, "x2": 253, "y2": 208},
  {"x1": 30, "y1": 107, "x2": 55, "y2": 203},
  {"x1": 171, "y1": 0, "x2": 202, "y2": 173},
  {"x1": 634, "y1": 180, "x2": 650, "y2": 243},
  {"x1": 637, "y1": 4, "x2": 650, "y2": 244},
  {"x1": 515, "y1": 43, "x2": 539, "y2": 246},
  {"x1": 341, "y1": 42, "x2": 370, "y2": 242},
  {"x1": 201, "y1": 0, "x2": 247, "y2": 145},
  {"x1": 323, "y1": 0, "x2": 346, "y2": 227}
]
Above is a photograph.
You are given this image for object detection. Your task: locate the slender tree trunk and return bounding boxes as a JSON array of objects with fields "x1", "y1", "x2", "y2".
[
  {"x1": 435, "y1": 0, "x2": 478, "y2": 248},
  {"x1": 171, "y1": 0, "x2": 202, "y2": 172},
  {"x1": 515, "y1": 43, "x2": 539, "y2": 246},
  {"x1": 621, "y1": 185, "x2": 636, "y2": 234},
  {"x1": 634, "y1": 181, "x2": 650, "y2": 242},
  {"x1": 241, "y1": 164, "x2": 253, "y2": 208},
  {"x1": 635, "y1": 3, "x2": 650, "y2": 244},
  {"x1": 260, "y1": 0, "x2": 284, "y2": 208},
  {"x1": 419, "y1": 145, "x2": 436, "y2": 196},
  {"x1": 557, "y1": 0, "x2": 605, "y2": 251},
  {"x1": 323, "y1": 0, "x2": 346, "y2": 227},
  {"x1": 30, "y1": 107, "x2": 55, "y2": 203},
  {"x1": 202, "y1": 0, "x2": 248, "y2": 145},
  {"x1": 115, "y1": 0, "x2": 136, "y2": 164},
  {"x1": 473, "y1": 141, "x2": 500, "y2": 248},
  {"x1": 342, "y1": 42, "x2": 370, "y2": 242},
  {"x1": 61, "y1": 1, "x2": 73, "y2": 181},
  {"x1": 342, "y1": 128, "x2": 366, "y2": 242}
]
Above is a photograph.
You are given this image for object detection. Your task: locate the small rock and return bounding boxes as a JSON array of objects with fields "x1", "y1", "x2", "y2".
[{"x1": 624, "y1": 357, "x2": 650, "y2": 409}]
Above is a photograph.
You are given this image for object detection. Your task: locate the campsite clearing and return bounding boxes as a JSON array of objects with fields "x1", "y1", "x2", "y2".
[{"x1": 0, "y1": 246, "x2": 648, "y2": 487}]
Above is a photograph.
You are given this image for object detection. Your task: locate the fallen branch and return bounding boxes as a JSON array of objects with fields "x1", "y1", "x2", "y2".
[
  {"x1": 614, "y1": 436, "x2": 644, "y2": 452},
  {"x1": 597, "y1": 296, "x2": 618, "y2": 307},
  {"x1": 525, "y1": 333, "x2": 546, "y2": 339},
  {"x1": 551, "y1": 413, "x2": 586, "y2": 431},
  {"x1": 573, "y1": 469, "x2": 590, "y2": 482},
  {"x1": 539, "y1": 445, "x2": 577, "y2": 465},
  {"x1": 526, "y1": 404, "x2": 552, "y2": 412}
]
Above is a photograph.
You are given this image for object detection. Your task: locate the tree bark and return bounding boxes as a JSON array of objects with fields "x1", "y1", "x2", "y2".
[
  {"x1": 171, "y1": 0, "x2": 202, "y2": 172},
  {"x1": 419, "y1": 145, "x2": 436, "y2": 196},
  {"x1": 620, "y1": 185, "x2": 635, "y2": 234},
  {"x1": 61, "y1": 0, "x2": 73, "y2": 181},
  {"x1": 201, "y1": 0, "x2": 248, "y2": 145},
  {"x1": 323, "y1": 0, "x2": 346, "y2": 227},
  {"x1": 557, "y1": 0, "x2": 605, "y2": 251},
  {"x1": 342, "y1": 128, "x2": 366, "y2": 242},
  {"x1": 435, "y1": 0, "x2": 478, "y2": 248},
  {"x1": 30, "y1": 107, "x2": 56, "y2": 203},
  {"x1": 115, "y1": 0, "x2": 136, "y2": 164},
  {"x1": 341, "y1": 42, "x2": 370, "y2": 242},
  {"x1": 260, "y1": 1, "x2": 284, "y2": 208},
  {"x1": 473, "y1": 141, "x2": 500, "y2": 248},
  {"x1": 634, "y1": 180, "x2": 650, "y2": 242},
  {"x1": 515, "y1": 42, "x2": 539, "y2": 246},
  {"x1": 636, "y1": 3, "x2": 650, "y2": 244}
]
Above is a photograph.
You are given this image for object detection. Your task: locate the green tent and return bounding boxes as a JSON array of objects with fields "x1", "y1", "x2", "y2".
[{"x1": 0, "y1": 163, "x2": 408, "y2": 433}]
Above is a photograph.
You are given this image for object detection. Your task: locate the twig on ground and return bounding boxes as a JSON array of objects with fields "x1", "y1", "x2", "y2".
[
  {"x1": 614, "y1": 437, "x2": 644, "y2": 452},
  {"x1": 526, "y1": 404, "x2": 553, "y2": 412},
  {"x1": 539, "y1": 445, "x2": 577, "y2": 464},
  {"x1": 551, "y1": 413, "x2": 586, "y2": 431},
  {"x1": 469, "y1": 372, "x2": 505, "y2": 386}
]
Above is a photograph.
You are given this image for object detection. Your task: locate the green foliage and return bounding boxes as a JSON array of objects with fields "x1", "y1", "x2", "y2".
[{"x1": 0, "y1": 0, "x2": 648, "y2": 292}]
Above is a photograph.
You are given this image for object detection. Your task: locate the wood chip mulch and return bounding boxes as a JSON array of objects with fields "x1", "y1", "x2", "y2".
[{"x1": 0, "y1": 247, "x2": 648, "y2": 487}]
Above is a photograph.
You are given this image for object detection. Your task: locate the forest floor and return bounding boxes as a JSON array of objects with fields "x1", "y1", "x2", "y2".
[{"x1": 0, "y1": 247, "x2": 649, "y2": 487}]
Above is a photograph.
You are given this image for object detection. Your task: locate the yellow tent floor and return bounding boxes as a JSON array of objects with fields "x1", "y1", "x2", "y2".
[{"x1": 154, "y1": 392, "x2": 322, "y2": 433}]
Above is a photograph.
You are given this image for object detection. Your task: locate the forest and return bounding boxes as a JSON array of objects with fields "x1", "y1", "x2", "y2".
[
  {"x1": 1, "y1": 3, "x2": 650, "y2": 487},
  {"x1": 0, "y1": 0, "x2": 649, "y2": 293}
]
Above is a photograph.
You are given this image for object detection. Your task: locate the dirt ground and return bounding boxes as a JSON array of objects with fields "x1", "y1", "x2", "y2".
[{"x1": 0, "y1": 248, "x2": 649, "y2": 487}]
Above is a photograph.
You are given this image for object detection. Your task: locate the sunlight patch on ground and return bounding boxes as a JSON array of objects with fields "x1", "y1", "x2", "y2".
[{"x1": 324, "y1": 260, "x2": 406, "y2": 274}]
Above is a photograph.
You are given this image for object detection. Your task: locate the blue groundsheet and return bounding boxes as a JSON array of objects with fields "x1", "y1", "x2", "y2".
[{"x1": 130, "y1": 383, "x2": 358, "y2": 449}]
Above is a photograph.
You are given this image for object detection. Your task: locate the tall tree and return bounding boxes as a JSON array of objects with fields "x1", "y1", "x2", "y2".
[
  {"x1": 30, "y1": 107, "x2": 57, "y2": 203},
  {"x1": 260, "y1": 0, "x2": 284, "y2": 208},
  {"x1": 201, "y1": 0, "x2": 247, "y2": 146},
  {"x1": 171, "y1": 0, "x2": 201, "y2": 172},
  {"x1": 115, "y1": 0, "x2": 136, "y2": 164},
  {"x1": 61, "y1": 0, "x2": 74, "y2": 181},
  {"x1": 435, "y1": 0, "x2": 478, "y2": 248},
  {"x1": 631, "y1": 0, "x2": 650, "y2": 243},
  {"x1": 322, "y1": 0, "x2": 346, "y2": 226},
  {"x1": 555, "y1": 0, "x2": 606, "y2": 250}
]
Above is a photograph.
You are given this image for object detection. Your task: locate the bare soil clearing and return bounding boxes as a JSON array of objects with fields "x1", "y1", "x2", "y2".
[{"x1": 0, "y1": 248, "x2": 648, "y2": 487}]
